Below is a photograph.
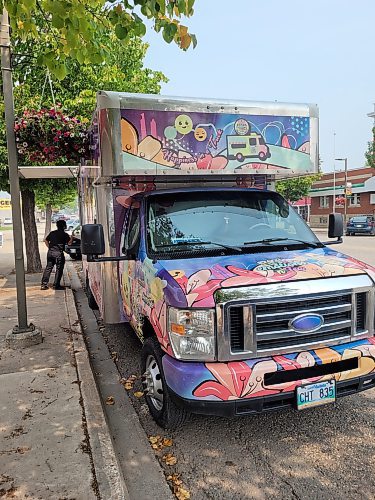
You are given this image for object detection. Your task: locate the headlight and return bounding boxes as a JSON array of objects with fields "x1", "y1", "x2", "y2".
[{"x1": 168, "y1": 307, "x2": 216, "y2": 361}]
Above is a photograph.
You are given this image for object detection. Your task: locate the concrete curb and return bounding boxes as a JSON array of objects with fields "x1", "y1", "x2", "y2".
[
  {"x1": 63, "y1": 267, "x2": 129, "y2": 500},
  {"x1": 66, "y1": 263, "x2": 174, "y2": 500}
]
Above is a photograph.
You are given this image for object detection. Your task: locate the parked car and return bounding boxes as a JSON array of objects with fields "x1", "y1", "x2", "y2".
[
  {"x1": 52, "y1": 213, "x2": 70, "y2": 222},
  {"x1": 3, "y1": 217, "x2": 12, "y2": 225},
  {"x1": 346, "y1": 215, "x2": 375, "y2": 236},
  {"x1": 65, "y1": 224, "x2": 81, "y2": 260},
  {"x1": 66, "y1": 218, "x2": 80, "y2": 231}
]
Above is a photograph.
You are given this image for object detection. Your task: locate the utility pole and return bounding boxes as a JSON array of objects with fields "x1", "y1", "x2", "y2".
[
  {"x1": 335, "y1": 157, "x2": 348, "y2": 224},
  {"x1": 1, "y1": 9, "x2": 39, "y2": 342},
  {"x1": 333, "y1": 132, "x2": 336, "y2": 213}
]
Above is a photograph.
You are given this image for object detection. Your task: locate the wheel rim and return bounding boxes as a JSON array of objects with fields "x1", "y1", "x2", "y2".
[{"x1": 143, "y1": 354, "x2": 164, "y2": 411}]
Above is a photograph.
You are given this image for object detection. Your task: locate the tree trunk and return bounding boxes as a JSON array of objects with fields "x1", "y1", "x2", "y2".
[
  {"x1": 45, "y1": 203, "x2": 52, "y2": 238},
  {"x1": 21, "y1": 188, "x2": 42, "y2": 273}
]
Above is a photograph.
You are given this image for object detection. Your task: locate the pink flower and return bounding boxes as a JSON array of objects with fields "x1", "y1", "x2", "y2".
[{"x1": 193, "y1": 359, "x2": 281, "y2": 400}]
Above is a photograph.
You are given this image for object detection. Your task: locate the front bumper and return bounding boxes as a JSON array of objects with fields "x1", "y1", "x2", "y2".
[
  {"x1": 162, "y1": 338, "x2": 375, "y2": 415},
  {"x1": 347, "y1": 227, "x2": 373, "y2": 233},
  {"x1": 169, "y1": 373, "x2": 375, "y2": 416}
]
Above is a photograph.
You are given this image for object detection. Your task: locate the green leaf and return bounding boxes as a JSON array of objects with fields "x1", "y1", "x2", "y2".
[
  {"x1": 22, "y1": 0, "x2": 36, "y2": 9},
  {"x1": 156, "y1": 0, "x2": 165, "y2": 14},
  {"x1": 178, "y1": 0, "x2": 186, "y2": 15},
  {"x1": 51, "y1": 14, "x2": 65, "y2": 29},
  {"x1": 187, "y1": 0, "x2": 195, "y2": 13},
  {"x1": 163, "y1": 23, "x2": 177, "y2": 43},
  {"x1": 53, "y1": 63, "x2": 68, "y2": 80},
  {"x1": 76, "y1": 50, "x2": 85, "y2": 64},
  {"x1": 115, "y1": 24, "x2": 128, "y2": 40}
]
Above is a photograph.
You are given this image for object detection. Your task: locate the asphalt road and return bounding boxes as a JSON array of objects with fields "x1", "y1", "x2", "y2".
[{"x1": 100, "y1": 234, "x2": 375, "y2": 500}]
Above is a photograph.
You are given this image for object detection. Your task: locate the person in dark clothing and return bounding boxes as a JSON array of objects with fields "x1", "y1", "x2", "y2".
[{"x1": 41, "y1": 219, "x2": 72, "y2": 290}]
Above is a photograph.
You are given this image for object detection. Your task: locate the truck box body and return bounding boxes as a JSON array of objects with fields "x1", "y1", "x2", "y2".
[
  {"x1": 93, "y1": 91, "x2": 319, "y2": 177},
  {"x1": 80, "y1": 92, "x2": 375, "y2": 428}
]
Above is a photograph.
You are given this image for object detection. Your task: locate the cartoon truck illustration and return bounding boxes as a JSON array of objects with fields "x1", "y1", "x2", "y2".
[
  {"x1": 78, "y1": 92, "x2": 375, "y2": 430},
  {"x1": 227, "y1": 132, "x2": 270, "y2": 162}
]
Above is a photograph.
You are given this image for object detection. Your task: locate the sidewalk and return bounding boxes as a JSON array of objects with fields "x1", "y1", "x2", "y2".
[{"x1": 0, "y1": 268, "x2": 127, "y2": 499}]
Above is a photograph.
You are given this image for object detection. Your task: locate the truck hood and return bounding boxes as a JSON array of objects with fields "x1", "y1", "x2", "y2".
[{"x1": 156, "y1": 247, "x2": 374, "y2": 308}]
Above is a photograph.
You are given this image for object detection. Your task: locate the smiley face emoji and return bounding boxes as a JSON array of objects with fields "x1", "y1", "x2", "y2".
[
  {"x1": 194, "y1": 127, "x2": 207, "y2": 142},
  {"x1": 175, "y1": 115, "x2": 193, "y2": 135}
]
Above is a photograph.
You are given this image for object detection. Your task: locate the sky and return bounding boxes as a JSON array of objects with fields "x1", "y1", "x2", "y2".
[{"x1": 143, "y1": 0, "x2": 375, "y2": 173}]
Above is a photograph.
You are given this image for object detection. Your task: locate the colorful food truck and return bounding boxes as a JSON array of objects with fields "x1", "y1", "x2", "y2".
[{"x1": 80, "y1": 92, "x2": 375, "y2": 429}]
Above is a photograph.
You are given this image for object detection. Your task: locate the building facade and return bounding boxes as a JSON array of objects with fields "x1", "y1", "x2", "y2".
[{"x1": 309, "y1": 167, "x2": 375, "y2": 226}]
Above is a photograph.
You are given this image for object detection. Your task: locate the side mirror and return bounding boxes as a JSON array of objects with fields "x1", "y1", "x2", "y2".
[
  {"x1": 81, "y1": 224, "x2": 105, "y2": 256},
  {"x1": 328, "y1": 213, "x2": 344, "y2": 238},
  {"x1": 322, "y1": 213, "x2": 343, "y2": 245}
]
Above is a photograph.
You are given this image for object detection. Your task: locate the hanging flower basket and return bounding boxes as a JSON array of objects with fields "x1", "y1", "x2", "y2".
[{"x1": 14, "y1": 108, "x2": 90, "y2": 166}]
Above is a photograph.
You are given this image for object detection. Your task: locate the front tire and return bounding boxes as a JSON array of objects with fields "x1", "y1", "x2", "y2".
[
  {"x1": 141, "y1": 337, "x2": 189, "y2": 430},
  {"x1": 86, "y1": 275, "x2": 99, "y2": 310}
]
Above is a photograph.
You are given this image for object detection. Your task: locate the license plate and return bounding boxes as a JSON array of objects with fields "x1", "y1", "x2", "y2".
[
  {"x1": 70, "y1": 248, "x2": 76, "y2": 253},
  {"x1": 296, "y1": 379, "x2": 336, "y2": 410},
  {"x1": 356, "y1": 225, "x2": 363, "y2": 227}
]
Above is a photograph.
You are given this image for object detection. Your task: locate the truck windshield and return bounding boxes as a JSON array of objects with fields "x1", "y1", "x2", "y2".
[{"x1": 146, "y1": 190, "x2": 320, "y2": 257}]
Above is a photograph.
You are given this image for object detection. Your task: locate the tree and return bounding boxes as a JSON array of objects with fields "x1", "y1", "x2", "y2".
[
  {"x1": 1, "y1": 0, "x2": 197, "y2": 79},
  {"x1": 35, "y1": 180, "x2": 78, "y2": 237},
  {"x1": 0, "y1": 31, "x2": 168, "y2": 272},
  {"x1": 276, "y1": 175, "x2": 321, "y2": 203},
  {"x1": 365, "y1": 127, "x2": 375, "y2": 169}
]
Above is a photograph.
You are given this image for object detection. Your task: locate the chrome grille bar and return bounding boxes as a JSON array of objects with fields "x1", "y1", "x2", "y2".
[
  {"x1": 256, "y1": 303, "x2": 352, "y2": 323},
  {"x1": 215, "y1": 275, "x2": 375, "y2": 362}
]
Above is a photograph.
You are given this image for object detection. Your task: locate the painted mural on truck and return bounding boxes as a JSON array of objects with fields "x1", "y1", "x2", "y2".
[
  {"x1": 120, "y1": 109, "x2": 313, "y2": 174},
  {"x1": 112, "y1": 187, "x2": 375, "y2": 404},
  {"x1": 163, "y1": 338, "x2": 375, "y2": 401}
]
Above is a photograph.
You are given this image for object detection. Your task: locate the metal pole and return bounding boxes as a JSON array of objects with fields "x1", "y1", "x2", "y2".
[
  {"x1": 333, "y1": 132, "x2": 336, "y2": 213},
  {"x1": 1, "y1": 9, "x2": 29, "y2": 331},
  {"x1": 333, "y1": 164, "x2": 336, "y2": 213},
  {"x1": 344, "y1": 158, "x2": 348, "y2": 225}
]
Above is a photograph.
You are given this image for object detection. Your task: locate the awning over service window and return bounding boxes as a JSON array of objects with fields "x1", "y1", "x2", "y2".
[{"x1": 18, "y1": 166, "x2": 78, "y2": 179}]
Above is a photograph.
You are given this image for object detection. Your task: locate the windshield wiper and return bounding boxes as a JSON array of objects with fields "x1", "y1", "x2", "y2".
[
  {"x1": 243, "y1": 237, "x2": 321, "y2": 248},
  {"x1": 156, "y1": 241, "x2": 243, "y2": 253}
]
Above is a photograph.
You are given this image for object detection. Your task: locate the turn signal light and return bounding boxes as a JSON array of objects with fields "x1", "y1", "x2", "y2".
[{"x1": 171, "y1": 323, "x2": 185, "y2": 335}]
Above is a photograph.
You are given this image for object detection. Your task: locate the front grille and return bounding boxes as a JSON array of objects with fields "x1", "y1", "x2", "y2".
[
  {"x1": 356, "y1": 292, "x2": 366, "y2": 332},
  {"x1": 229, "y1": 306, "x2": 245, "y2": 352},
  {"x1": 226, "y1": 291, "x2": 369, "y2": 356}
]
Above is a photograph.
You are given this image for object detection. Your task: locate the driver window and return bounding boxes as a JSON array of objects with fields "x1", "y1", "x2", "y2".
[{"x1": 123, "y1": 205, "x2": 140, "y2": 256}]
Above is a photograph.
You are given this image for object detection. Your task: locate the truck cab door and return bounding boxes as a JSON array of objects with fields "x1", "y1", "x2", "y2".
[{"x1": 119, "y1": 202, "x2": 143, "y2": 334}]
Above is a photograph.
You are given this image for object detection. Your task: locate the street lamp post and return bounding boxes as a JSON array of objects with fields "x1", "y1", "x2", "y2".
[
  {"x1": 335, "y1": 157, "x2": 348, "y2": 224},
  {"x1": 1, "y1": 9, "x2": 41, "y2": 346}
]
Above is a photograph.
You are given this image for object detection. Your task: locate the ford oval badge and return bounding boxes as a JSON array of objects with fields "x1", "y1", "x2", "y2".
[{"x1": 289, "y1": 313, "x2": 324, "y2": 333}]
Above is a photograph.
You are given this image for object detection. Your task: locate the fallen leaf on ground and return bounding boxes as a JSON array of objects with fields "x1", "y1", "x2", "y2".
[
  {"x1": 120, "y1": 375, "x2": 138, "y2": 390},
  {"x1": 162, "y1": 453, "x2": 177, "y2": 465},
  {"x1": 105, "y1": 396, "x2": 115, "y2": 405},
  {"x1": 149, "y1": 435, "x2": 161, "y2": 444},
  {"x1": 174, "y1": 486, "x2": 190, "y2": 500},
  {"x1": 167, "y1": 473, "x2": 182, "y2": 486},
  {"x1": 133, "y1": 391, "x2": 144, "y2": 398},
  {"x1": 148, "y1": 435, "x2": 174, "y2": 452}
]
